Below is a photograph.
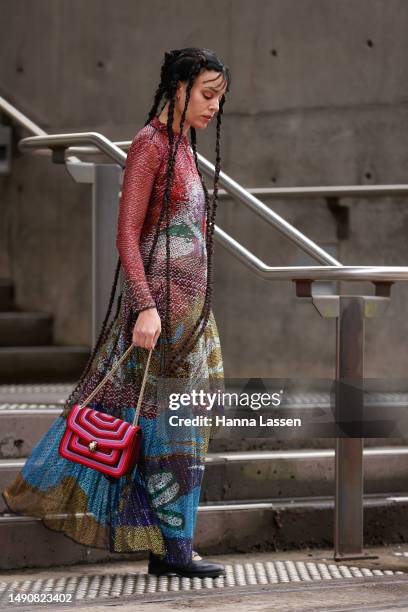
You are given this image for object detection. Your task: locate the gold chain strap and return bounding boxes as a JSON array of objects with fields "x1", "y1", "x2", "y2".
[{"x1": 78, "y1": 344, "x2": 154, "y2": 427}]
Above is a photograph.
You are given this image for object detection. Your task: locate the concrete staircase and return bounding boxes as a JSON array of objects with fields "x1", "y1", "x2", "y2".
[
  {"x1": 0, "y1": 279, "x2": 90, "y2": 382},
  {"x1": 1, "y1": 386, "x2": 408, "y2": 570},
  {"x1": 1, "y1": 279, "x2": 408, "y2": 570}
]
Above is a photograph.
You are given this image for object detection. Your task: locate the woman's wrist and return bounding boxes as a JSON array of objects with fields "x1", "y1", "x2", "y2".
[{"x1": 136, "y1": 305, "x2": 157, "y2": 316}]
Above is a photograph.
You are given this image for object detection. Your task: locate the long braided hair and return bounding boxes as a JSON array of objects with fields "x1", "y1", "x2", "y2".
[
  {"x1": 63, "y1": 47, "x2": 230, "y2": 414},
  {"x1": 143, "y1": 48, "x2": 231, "y2": 376}
]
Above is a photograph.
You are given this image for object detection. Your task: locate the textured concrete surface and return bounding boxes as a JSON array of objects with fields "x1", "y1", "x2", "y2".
[
  {"x1": 1, "y1": 1, "x2": 408, "y2": 381},
  {"x1": 2, "y1": 546, "x2": 408, "y2": 611}
]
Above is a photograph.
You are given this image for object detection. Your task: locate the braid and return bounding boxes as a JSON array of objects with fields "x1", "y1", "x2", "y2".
[
  {"x1": 62, "y1": 256, "x2": 122, "y2": 414},
  {"x1": 141, "y1": 56, "x2": 206, "y2": 376},
  {"x1": 144, "y1": 50, "x2": 180, "y2": 127},
  {"x1": 64, "y1": 49, "x2": 229, "y2": 413},
  {"x1": 62, "y1": 57, "x2": 172, "y2": 414},
  {"x1": 145, "y1": 83, "x2": 166, "y2": 125},
  {"x1": 165, "y1": 95, "x2": 225, "y2": 375},
  {"x1": 163, "y1": 80, "x2": 178, "y2": 373},
  {"x1": 129, "y1": 48, "x2": 229, "y2": 377},
  {"x1": 63, "y1": 67, "x2": 171, "y2": 414},
  {"x1": 160, "y1": 65, "x2": 201, "y2": 375}
]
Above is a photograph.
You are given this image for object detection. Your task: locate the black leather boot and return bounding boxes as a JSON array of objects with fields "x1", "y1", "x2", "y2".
[{"x1": 148, "y1": 552, "x2": 226, "y2": 578}]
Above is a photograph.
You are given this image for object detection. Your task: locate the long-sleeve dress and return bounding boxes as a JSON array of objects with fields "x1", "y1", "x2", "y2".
[{"x1": 2, "y1": 115, "x2": 224, "y2": 566}]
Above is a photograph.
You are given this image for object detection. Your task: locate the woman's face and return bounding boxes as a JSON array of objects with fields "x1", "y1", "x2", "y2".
[{"x1": 176, "y1": 69, "x2": 228, "y2": 130}]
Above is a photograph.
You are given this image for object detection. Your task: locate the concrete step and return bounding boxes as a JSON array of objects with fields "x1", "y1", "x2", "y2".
[
  {"x1": 0, "y1": 347, "x2": 91, "y2": 383},
  {"x1": 0, "y1": 280, "x2": 14, "y2": 311},
  {"x1": 202, "y1": 447, "x2": 408, "y2": 502},
  {"x1": 0, "y1": 550, "x2": 406, "y2": 607},
  {"x1": 0, "y1": 311, "x2": 53, "y2": 346},
  {"x1": 0, "y1": 398, "x2": 406, "y2": 459},
  {"x1": 211, "y1": 437, "x2": 408, "y2": 451},
  {"x1": 1, "y1": 493, "x2": 408, "y2": 570},
  {"x1": 2, "y1": 447, "x2": 408, "y2": 512},
  {"x1": 0, "y1": 407, "x2": 65, "y2": 460}
]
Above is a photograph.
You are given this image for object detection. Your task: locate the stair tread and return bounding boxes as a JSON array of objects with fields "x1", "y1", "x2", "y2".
[
  {"x1": 1, "y1": 491, "x2": 408, "y2": 520},
  {"x1": 206, "y1": 447, "x2": 408, "y2": 460},
  {"x1": 198, "y1": 492, "x2": 408, "y2": 510},
  {"x1": 0, "y1": 346, "x2": 89, "y2": 352},
  {"x1": 0, "y1": 384, "x2": 406, "y2": 397},
  {"x1": 0, "y1": 312, "x2": 52, "y2": 318},
  {"x1": 2, "y1": 447, "x2": 408, "y2": 467}
]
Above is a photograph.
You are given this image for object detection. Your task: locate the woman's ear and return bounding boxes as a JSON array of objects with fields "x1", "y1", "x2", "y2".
[{"x1": 176, "y1": 81, "x2": 187, "y2": 100}]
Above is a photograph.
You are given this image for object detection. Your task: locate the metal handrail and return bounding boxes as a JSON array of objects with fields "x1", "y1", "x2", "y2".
[
  {"x1": 17, "y1": 131, "x2": 408, "y2": 284},
  {"x1": 18, "y1": 131, "x2": 342, "y2": 266},
  {"x1": 0, "y1": 95, "x2": 83, "y2": 163},
  {"x1": 3, "y1": 95, "x2": 408, "y2": 284},
  {"x1": 18, "y1": 132, "x2": 127, "y2": 165},
  {"x1": 4, "y1": 96, "x2": 408, "y2": 563},
  {"x1": 215, "y1": 185, "x2": 408, "y2": 198},
  {"x1": 0, "y1": 95, "x2": 47, "y2": 137},
  {"x1": 57, "y1": 145, "x2": 408, "y2": 198},
  {"x1": 214, "y1": 225, "x2": 408, "y2": 281},
  {"x1": 0, "y1": 95, "x2": 337, "y2": 266}
]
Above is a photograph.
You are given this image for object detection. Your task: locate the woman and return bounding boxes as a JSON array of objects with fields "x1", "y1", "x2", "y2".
[{"x1": 2, "y1": 47, "x2": 230, "y2": 579}]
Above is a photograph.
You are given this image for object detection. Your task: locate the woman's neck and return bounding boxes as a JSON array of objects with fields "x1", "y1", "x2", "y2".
[{"x1": 158, "y1": 110, "x2": 190, "y2": 137}]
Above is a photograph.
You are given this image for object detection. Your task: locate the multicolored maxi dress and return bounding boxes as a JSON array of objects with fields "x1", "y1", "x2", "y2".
[{"x1": 2, "y1": 115, "x2": 224, "y2": 566}]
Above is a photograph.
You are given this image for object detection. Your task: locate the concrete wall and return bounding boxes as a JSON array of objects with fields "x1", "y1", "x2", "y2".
[{"x1": 1, "y1": 0, "x2": 408, "y2": 378}]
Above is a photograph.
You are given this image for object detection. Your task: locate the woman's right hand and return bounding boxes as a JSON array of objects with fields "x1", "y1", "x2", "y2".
[{"x1": 132, "y1": 307, "x2": 161, "y2": 349}]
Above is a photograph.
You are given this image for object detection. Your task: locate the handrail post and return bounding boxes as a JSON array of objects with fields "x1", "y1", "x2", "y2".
[
  {"x1": 308, "y1": 293, "x2": 390, "y2": 560},
  {"x1": 334, "y1": 296, "x2": 367, "y2": 560},
  {"x1": 92, "y1": 164, "x2": 122, "y2": 346},
  {"x1": 67, "y1": 160, "x2": 122, "y2": 345}
]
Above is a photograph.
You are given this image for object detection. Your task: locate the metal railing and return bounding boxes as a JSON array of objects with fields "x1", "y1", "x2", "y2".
[
  {"x1": 3, "y1": 95, "x2": 408, "y2": 562},
  {"x1": 16, "y1": 131, "x2": 408, "y2": 284}
]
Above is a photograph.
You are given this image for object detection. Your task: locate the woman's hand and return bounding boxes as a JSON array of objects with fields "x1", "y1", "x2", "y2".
[{"x1": 132, "y1": 307, "x2": 161, "y2": 349}]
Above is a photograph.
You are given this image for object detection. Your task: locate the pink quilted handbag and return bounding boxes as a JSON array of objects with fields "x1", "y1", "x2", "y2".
[{"x1": 59, "y1": 344, "x2": 153, "y2": 478}]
